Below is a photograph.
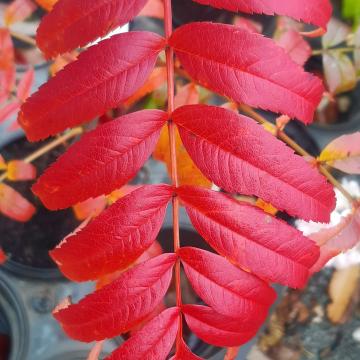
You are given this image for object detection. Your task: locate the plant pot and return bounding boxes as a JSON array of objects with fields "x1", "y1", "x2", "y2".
[
  {"x1": 0, "y1": 137, "x2": 80, "y2": 280},
  {"x1": 0, "y1": 271, "x2": 30, "y2": 360}
]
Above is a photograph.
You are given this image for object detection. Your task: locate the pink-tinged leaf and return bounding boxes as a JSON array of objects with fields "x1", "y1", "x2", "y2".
[
  {"x1": 138, "y1": 0, "x2": 164, "y2": 19},
  {"x1": 192, "y1": 0, "x2": 332, "y2": 29},
  {"x1": 275, "y1": 30, "x2": 311, "y2": 66},
  {"x1": 0, "y1": 248, "x2": 7, "y2": 264},
  {"x1": 0, "y1": 66, "x2": 15, "y2": 98},
  {"x1": 309, "y1": 210, "x2": 360, "y2": 273},
  {"x1": 319, "y1": 133, "x2": 360, "y2": 174},
  {"x1": 32, "y1": 110, "x2": 168, "y2": 210},
  {"x1": 6, "y1": 160, "x2": 36, "y2": 181},
  {"x1": 0, "y1": 101, "x2": 20, "y2": 125},
  {"x1": 4, "y1": 0, "x2": 37, "y2": 26},
  {"x1": 0, "y1": 29, "x2": 14, "y2": 70},
  {"x1": 72, "y1": 195, "x2": 107, "y2": 221},
  {"x1": 106, "y1": 307, "x2": 179, "y2": 360},
  {"x1": 225, "y1": 347, "x2": 240, "y2": 360},
  {"x1": 177, "y1": 186, "x2": 319, "y2": 288},
  {"x1": 233, "y1": 16, "x2": 262, "y2": 33},
  {"x1": 0, "y1": 183, "x2": 35, "y2": 222},
  {"x1": 36, "y1": 0, "x2": 149, "y2": 58},
  {"x1": 322, "y1": 19, "x2": 350, "y2": 49},
  {"x1": 178, "y1": 247, "x2": 276, "y2": 321},
  {"x1": 87, "y1": 341, "x2": 105, "y2": 360},
  {"x1": 170, "y1": 22, "x2": 324, "y2": 124},
  {"x1": 323, "y1": 53, "x2": 356, "y2": 94},
  {"x1": 182, "y1": 305, "x2": 260, "y2": 347},
  {"x1": 54, "y1": 254, "x2": 177, "y2": 342},
  {"x1": 170, "y1": 339, "x2": 203, "y2": 360},
  {"x1": 173, "y1": 105, "x2": 335, "y2": 222},
  {"x1": 19, "y1": 32, "x2": 166, "y2": 141},
  {"x1": 16, "y1": 68, "x2": 34, "y2": 102},
  {"x1": 51, "y1": 185, "x2": 172, "y2": 281},
  {"x1": 174, "y1": 83, "x2": 199, "y2": 109}
]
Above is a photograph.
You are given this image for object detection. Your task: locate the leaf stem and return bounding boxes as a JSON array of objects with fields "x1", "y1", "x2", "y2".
[
  {"x1": 312, "y1": 46, "x2": 357, "y2": 56},
  {"x1": 164, "y1": 0, "x2": 183, "y2": 349},
  {"x1": 239, "y1": 104, "x2": 355, "y2": 205},
  {"x1": 0, "y1": 127, "x2": 83, "y2": 183},
  {"x1": 10, "y1": 30, "x2": 37, "y2": 47}
]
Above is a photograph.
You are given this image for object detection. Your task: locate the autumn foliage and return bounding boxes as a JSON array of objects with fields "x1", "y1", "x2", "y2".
[{"x1": 16, "y1": 0, "x2": 337, "y2": 359}]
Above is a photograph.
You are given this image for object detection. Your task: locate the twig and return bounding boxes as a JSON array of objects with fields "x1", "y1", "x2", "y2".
[
  {"x1": 10, "y1": 30, "x2": 37, "y2": 47},
  {"x1": 0, "y1": 127, "x2": 83, "y2": 183},
  {"x1": 239, "y1": 104, "x2": 355, "y2": 204}
]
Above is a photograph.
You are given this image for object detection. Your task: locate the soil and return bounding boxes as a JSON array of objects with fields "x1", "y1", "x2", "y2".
[
  {"x1": 257, "y1": 268, "x2": 360, "y2": 360},
  {"x1": 0, "y1": 137, "x2": 80, "y2": 269}
]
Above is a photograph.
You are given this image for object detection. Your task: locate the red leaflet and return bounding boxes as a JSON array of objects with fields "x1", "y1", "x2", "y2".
[
  {"x1": 33, "y1": 110, "x2": 168, "y2": 210},
  {"x1": 173, "y1": 105, "x2": 335, "y2": 222},
  {"x1": 72, "y1": 195, "x2": 107, "y2": 221},
  {"x1": 0, "y1": 183, "x2": 36, "y2": 222},
  {"x1": 182, "y1": 305, "x2": 259, "y2": 347},
  {"x1": 170, "y1": 339, "x2": 203, "y2": 360},
  {"x1": 178, "y1": 247, "x2": 276, "y2": 321},
  {"x1": 106, "y1": 307, "x2": 179, "y2": 360},
  {"x1": 19, "y1": 32, "x2": 165, "y2": 141},
  {"x1": 51, "y1": 185, "x2": 172, "y2": 281},
  {"x1": 37, "y1": 0, "x2": 149, "y2": 58},
  {"x1": 0, "y1": 101, "x2": 20, "y2": 125},
  {"x1": 169, "y1": 22, "x2": 324, "y2": 124},
  {"x1": 177, "y1": 186, "x2": 319, "y2": 288},
  {"x1": 54, "y1": 254, "x2": 177, "y2": 342},
  {"x1": 192, "y1": 0, "x2": 332, "y2": 29},
  {"x1": 0, "y1": 29, "x2": 14, "y2": 70}
]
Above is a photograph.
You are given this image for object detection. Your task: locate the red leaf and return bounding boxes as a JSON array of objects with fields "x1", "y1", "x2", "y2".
[
  {"x1": 178, "y1": 247, "x2": 276, "y2": 320},
  {"x1": 19, "y1": 32, "x2": 165, "y2": 141},
  {"x1": 0, "y1": 183, "x2": 35, "y2": 222},
  {"x1": 173, "y1": 104, "x2": 335, "y2": 222},
  {"x1": 177, "y1": 186, "x2": 319, "y2": 288},
  {"x1": 32, "y1": 110, "x2": 168, "y2": 210},
  {"x1": 106, "y1": 307, "x2": 179, "y2": 360},
  {"x1": 16, "y1": 68, "x2": 34, "y2": 102},
  {"x1": 53, "y1": 253, "x2": 177, "y2": 342},
  {"x1": 4, "y1": 0, "x2": 37, "y2": 26},
  {"x1": 169, "y1": 22, "x2": 324, "y2": 124},
  {"x1": 170, "y1": 339, "x2": 203, "y2": 360},
  {"x1": 182, "y1": 305, "x2": 259, "y2": 347},
  {"x1": 192, "y1": 0, "x2": 332, "y2": 29},
  {"x1": 0, "y1": 66, "x2": 15, "y2": 98},
  {"x1": 51, "y1": 185, "x2": 172, "y2": 281},
  {"x1": 0, "y1": 29, "x2": 14, "y2": 70},
  {"x1": 36, "y1": 0, "x2": 149, "y2": 58},
  {"x1": 0, "y1": 248, "x2": 7, "y2": 264}
]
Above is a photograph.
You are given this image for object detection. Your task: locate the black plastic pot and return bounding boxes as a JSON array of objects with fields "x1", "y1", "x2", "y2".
[{"x1": 0, "y1": 271, "x2": 30, "y2": 360}]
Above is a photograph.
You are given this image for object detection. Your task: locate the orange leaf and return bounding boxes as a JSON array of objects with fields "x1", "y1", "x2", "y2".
[
  {"x1": 72, "y1": 195, "x2": 107, "y2": 221},
  {"x1": 0, "y1": 183, "x2": 35, "y2": 222},
  {"x1": 225, "y1": 347, "x2": 241, "y2": 360},
  {"x1": 6, "y1": 160, "x2": 36, "y2": 181},
  {"x1": 50, "y1": 52, "x2": 79, "y2": 77},
  {"x1": 35, "y1": 0, "x2": 58, "y2": 11},
  {"x1": 0, "y1": 155, "x2": 7, "y2": 170},
  {"x1": 4, "y1": 0, "x2": 37, "y2": 26},
  {"x1": 154, "y1": 83, "x2": 210, "y2": 188},
  {"x1": 106, "y1": 185, "x2": 141, "y2": 205},
  {"x1": 138, "y1": 0, "x2": 164, "y2": 19},
  {"x1": 124, "y1": 67, "x2": 167, "y2": 108},
  {"x1": 255, "y1": 198, "x2": 278, "y2": 216},
  {"x1": 0, "y1": 248, "x2": 7, "y2": 264},
  {"x1": 0, "y1": 29, "x2": 14, "y2": 70}
]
